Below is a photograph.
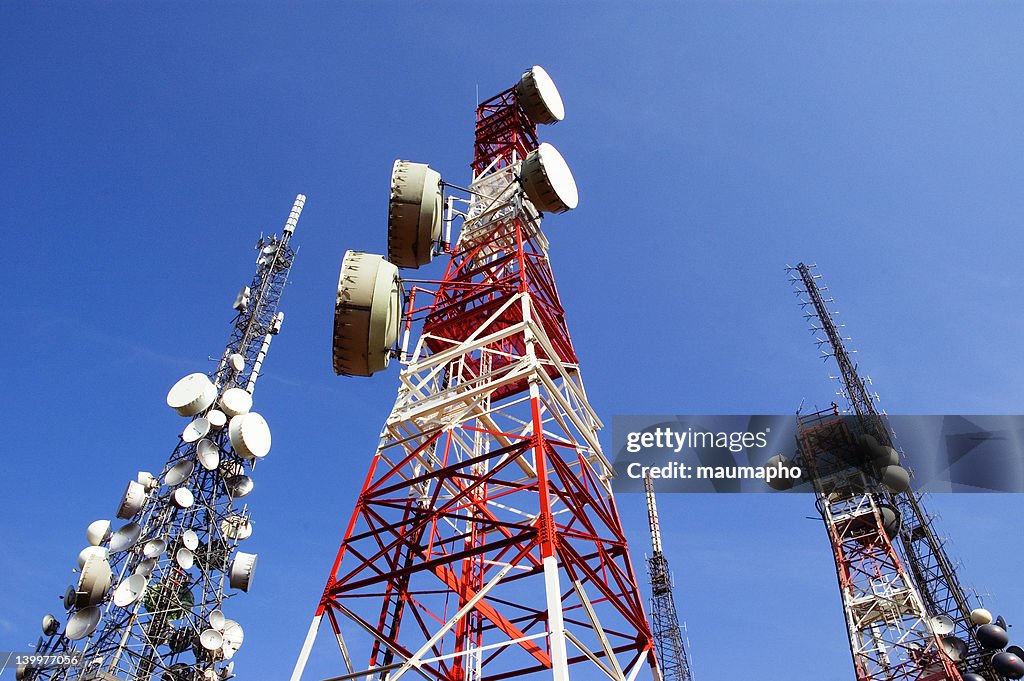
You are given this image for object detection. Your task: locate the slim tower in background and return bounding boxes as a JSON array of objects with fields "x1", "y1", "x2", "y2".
[
  {"x1": 21, "y1": 195, "x2": 303, "y2": 681},
  {"x1": 643, "y1": 477, "x2": 693, "y2": 681},
  {"x1": 788, "y1": 262, "x2": 1024, "y2": 681}
]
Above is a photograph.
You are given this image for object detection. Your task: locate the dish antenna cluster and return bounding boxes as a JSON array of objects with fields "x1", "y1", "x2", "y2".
[
  {"x1": 331, "y1": 66, "x2": 578, "y2": 379},
  {"x1": 785, "y1": 262, "x2": 1022, "y2": 681},
  {"x1": 20, "y1": 195, "x2": 303, "y2": 681},
  {"x1": 292, "y1": 67, "x2": 658, "y2": 681}
]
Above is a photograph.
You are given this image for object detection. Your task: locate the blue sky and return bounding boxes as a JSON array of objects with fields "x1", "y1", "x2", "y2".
[{"x1": 2, "y1": 3, "x2": 1023, "y2": 681}]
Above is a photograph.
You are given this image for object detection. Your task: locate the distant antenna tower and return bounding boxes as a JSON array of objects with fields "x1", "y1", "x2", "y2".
[
  {"x1": 644, "y1": 477, "x2": 694, "y2": 681},
  {"x1": 787, "y1": 262, "x2": 1024, "y2": 681},
  {"x1": 20, "y1": 195, "x2": 304, "y2": 681},
  {"x1": 289, "y1": 67, "x2": 658, "y2": 681}
]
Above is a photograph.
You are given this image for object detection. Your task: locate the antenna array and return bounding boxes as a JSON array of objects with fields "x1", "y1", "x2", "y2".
[{"x1": 20, "y1": 195, "x2": 303, "y2": 681}]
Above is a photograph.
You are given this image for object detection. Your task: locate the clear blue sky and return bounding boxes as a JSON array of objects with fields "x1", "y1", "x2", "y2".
[{"x1": 2, "y1": 3, "x2": 1023, "y2": 681}]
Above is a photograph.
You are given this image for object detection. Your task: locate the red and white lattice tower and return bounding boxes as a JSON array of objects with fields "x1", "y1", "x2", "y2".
[{"x1": 290, "y1": 67, "x2": 658, "y2": 681}]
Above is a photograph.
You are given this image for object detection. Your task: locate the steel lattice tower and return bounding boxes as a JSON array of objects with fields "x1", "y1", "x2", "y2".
[
  {"x1": 22, "y1": 195, "x2": 304, "y2": 681},
  {"x1": 290, "y1": 68, "x2": 658, "y2": 681},
  {"x1": 789, "y1": 262, "x2": 996, "y2": 681},
  {"x1": 643, "y1": 478, "x2": 693, "y2": 681},
  {"x1": 795, "y1": 409, "x2": 960, "y2": 681}
]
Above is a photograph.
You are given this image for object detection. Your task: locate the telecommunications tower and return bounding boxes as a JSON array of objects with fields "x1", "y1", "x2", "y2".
[
  {"x1": 20, "y1": 195, "x2": 304, "y2": 681},
  {"x1": 643, "y1": 478, "x2": 693, "y2": 681},
  {"x1": 783, "y1": 262, "x2": 1024, "y2": 681},
  {"x1": 290, "y1": 66, "x2": 659, "y2": 681}
]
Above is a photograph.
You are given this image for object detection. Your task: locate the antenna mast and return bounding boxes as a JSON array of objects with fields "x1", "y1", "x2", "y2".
[
  {"x1": 290, "y1": 67, "x2": 658, "y2": 681},
  {"x1": 22, "y1": 195, "x2": 304, "y2": 681},
  {"x1": 644, "y1": 477, "x2": 694, "y2": 681},
  {"x1": 789, "y1": 262, "x2": 1005, "y2": 681}
]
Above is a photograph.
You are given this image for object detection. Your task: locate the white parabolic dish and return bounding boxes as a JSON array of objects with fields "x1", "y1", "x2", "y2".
[
  {"x1": 182, "y1": 417, "x2": 210, "y2": 443},
  {"x1": 172, "y1": 487, "x2": 194, "y2": 509},
  {"x1": 113, "y1": 574, "x2": 148, "y2": 607},
  {"x1": 66, "y1": 606, "x2": 102, "y2": 641},
  {"x1": 200, "y1": 628, "x2": 224, "y2": 651},
  {"x1": 521, "y1": 143, "x2": 578, "y2": 214},
  {"x1": 166, "y1": 460, "x2": 195, "y2": 487},
  {"x1": 181, "y1": 529, "x2": 199, "y2": 550},
  {"x1": 197, "y1": 439, "x2": 220, "y2": 471},
  {"x1": 109, "y1": 522, "x2": 142, "y2": 553},
  {"x1": 207, "y1": 409, "x2": 228, "y2": 430},
  {"x1": 209, "y1": 609, "x2": 226, "y2": 630},
  {"x1": 86, "y1": 519, "x2": 111, "y2": 546},
  {"x1": 176, "y1": 548, "x2": 195, "y2": 570},
  {"x1": 229, "y1": 412, "x2": 271, "y2": 459},
  {"x1": 166, "y1": 373, "x2": 217, "y2": 417}
]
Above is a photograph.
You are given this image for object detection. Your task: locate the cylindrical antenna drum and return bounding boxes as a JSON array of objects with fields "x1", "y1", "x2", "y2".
[
  {"x1": 516, "y1": 65, "x2": 565, "y2": 125},
  {"x1": 387, "y1": 160, "x2": 442, "y2": 268},
  {"x1": 332, "y1": 251, "x2": 402, "y2": 377},
  {"x1": 521, "y1": 143, "x2": 578, "y2": 214}
]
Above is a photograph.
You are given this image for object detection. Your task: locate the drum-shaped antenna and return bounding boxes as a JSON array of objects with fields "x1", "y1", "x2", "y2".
[
  {"x1": 78, "y1": 546, "x2": 108, "y2": 570},
  {"x1": 143, "y1": 539, "x2": 166, "y2": 559},
  {"x1": 218, "y1": 388, "x2": 253, "y2": 417},
  {"x1": 200, "y1": 628, "x2": 224, "y2": 652},
  {"x1": 229, "y1": 412, "x2": 271, "y2": 459},
  {"x1": 166, "y1": 373, "x2": 217, "y2": 417},
  {"x1": 332, "y1": 251, "x2": 402, "y2": 377},
  {"x1": 764, "y1": 454, "x2": 795, "y2": 491},
  {"x1": 77, "y1": 554, "x2": 112, "y2": 607},
  {"x1": 516, "y1": 66, "x2": 565, "y2": 125},
  {"x1": 387, "y1": 160, "x2": 442, "y2": 269},
  {"x1": 978, "y1": 623, "x2": 1009, "y2": 650},
  {"x1": 880, "y1": 464, "x2": 910, "y2": 493},
  {"x1": 66, "y1": 606, "x2": 102, "y2": 641},
  {"x1": 228, "y1": 552, "x2": 257, "y2": 592},
  {"x1": 175, "y1": 548, "x2": 195, "y2": 570},
  {"x1": 210, "y1": 609, "x2": 226, "y2": 631},
  {"x1": 521, "y1": 143, "x2": 578, "y2": 214},
  {"x1": 993, "y1": 652, "x2": 1024, "y2": 680},
  {"x1": 117, "y1": 480, "x2": 147, "y2": 519},
  {"x1": 207, "y1": 409, "x2": 228, "y2": 430}
]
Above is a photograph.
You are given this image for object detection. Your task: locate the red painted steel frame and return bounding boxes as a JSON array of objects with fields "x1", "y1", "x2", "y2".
[{"x1": 308, "y1": 85, "x2": 655, "y2": 681}]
